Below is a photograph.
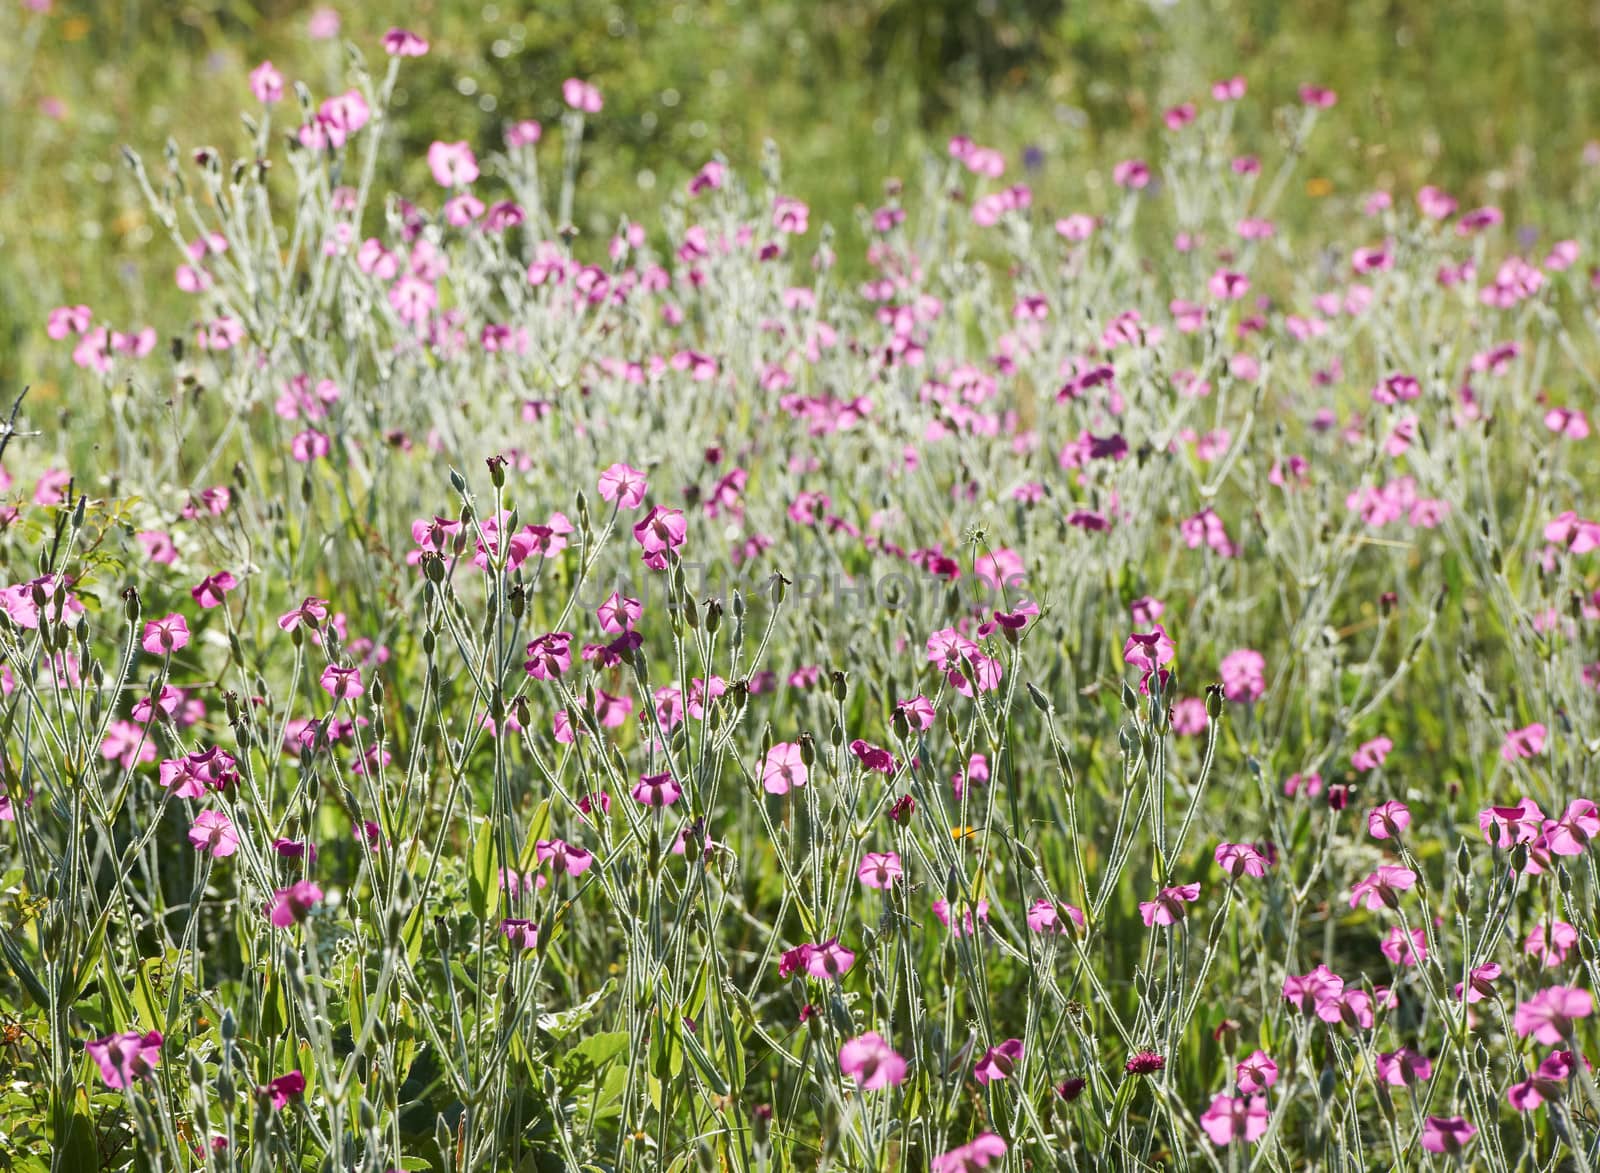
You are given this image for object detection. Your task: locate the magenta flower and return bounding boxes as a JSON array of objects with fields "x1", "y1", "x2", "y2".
[
  {"x1": 523, "y1": 631, "x2": 573, "y2": 681},
  {"x1": 1515, "y1": 986, "x2": 1594, "y2": 1044},
  {"x1": 1234, "y1": 1050, "x2": 1278, "y2": 1094},
  {"x1": 85, "y1": 1029, "x2": 162, "y2": 1089},
  {"x1": 1455, "y1": 963, "x2": 1501, "y2": 1003},
  {"x1": 1526, "y1": 921, "x2": 1579, "y2": 968},
  {"x1": 1375, "y1": 1047, "x2": 1432, "y2": 1087},
  {"x1": 381, "y1": 27, "x2": 429, "y2": 56},
  {"x1": 931, "y1": 1133, "x2": 1007, "y2": 1172},
  {"x1": 973, "y1": 1038, "x2": 1024, "y2": 1084},
  {"x1": 319, "y1": 664, "x2": 364, "y2": 701},
  {"x1": 1123, "y1": 624, "x2": 1176, "y2": 695},
  {"x1": 857, "y1": 852, "x2": 903, "y2": 889},
  {"x1": 535, "y1": 839, "x2": 594, "y2": 877},
  {"x1": 1479, "y1": 797, "x2": 1546, "y2": 847},
  {"x1": 278, "y1": 596, "x2": 329, "y2": 632},
  {"x1": 849, "y1": 739, "x2": 896, "y2": 774},
  {"x1": 1125, "y1": 1050, "x2": 1166, "y2": 1075},
  {"x1": 426, "y1": 140, "x2": 478, "y2": 188},
  {"x1": 597, "y1": 462, "x2": 648, "y2": 509},
  {"x1": 248, "y1": 61, "x2": 284, "y2": 104},
  {"x1": 804, "y1": 938, "x2": 856, "y2": 979},
  {"x1": 1214, "y1": 842, "x2": 1269, "y2": 878},
  {"x1": 1349, "y1": 865, "x2": 1417, "y2": 911},
  {"x1": 1366, "y1": 801, "x2": 1411, "y2": 840},
  {"x1": 263, "y1": 1070, "x2": 306, "y2": 1110},
  {"x1": 160, "y1": 747, "x2": 239, "y2": 799},
  {"x1": 1420, "y1": 1116, "x2": 1476, "y2": 1156},
  {"x1": 501, "y1": 918, "x2": 540, "y2": 949},
  {"x1": 1199, "y1": 1094, "x2": 1268, "y2": 1146},
  {"x1": 1316, "y1": 988, "x2": 1376, "y2": 1030},
  {"x1": 1546, "y1": 799, "x2": 1600, "y2": 855},
  {"x1": 191, "y1": 571, "x2": 237, "y2": 609},
  {"x1": 1500, "y1": 723, "x2": 1547, "y2": 761},
  {"x1": 267, "y1": 881, "x2": 323, "y2": 927},
  {"x1": 596, "y1": 592, "x2": 642, "y2": 633},
  {"x1": 1351, "y1": 736, "x2": 1393, "y2": 771},
  {"x1": 632, "y1": 506, "x2": 687, "y2": 569},
  {"x1": 1139, "y1": 883, "x2": 1200, "y2": 926},
  {"x1": 1507, "y1": 1050, "x2": 1582, "y2": 1111},
  {"x1": 1381, "y1": 926, "x2": 1428, "y2": 967},
  {"x1": 838, "y1": 1032, "x2": 907, "y2": 1090},
  {"x1": 1217, "y1": 649, "x2": 1265, "y2": 702},
  {"x1": 761, "y1": 742, "x2": 808, "y2": 794},
  {"x1": 1026, "y1": 899, "x2": 1085, "y2": 934},
  {"x1": 1283, "y1": 965, "x2": 1343, "y2": 1012},
  {"x1": 562, "y1": 77, "x2": 603, "y2": 113},
  {"x1": 187, "y1": 810, "x2": 239, "y2": 858},
  {"x1": 1112, "y1": 159, "x2": 1150, "y2": 190},
  {"x1": 631, "y1": 772, "x2": 682, "y2": 808},
  {"x1": 141, "y1": 613, "x2": 189, "y2": 656}
]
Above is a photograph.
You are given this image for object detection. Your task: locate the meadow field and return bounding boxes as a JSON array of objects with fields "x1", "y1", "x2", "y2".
[{"x1": 3, "y1": 1, "x2": 1600, "y2": 1169}]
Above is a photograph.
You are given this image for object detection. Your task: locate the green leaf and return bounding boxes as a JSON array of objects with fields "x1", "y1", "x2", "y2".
[
  {"x1": 468, "y1": 819, "x2": 498, "y2": 922},
  {"x1": 0, "y1": 924, "x2": 47, "y2": 1008}
]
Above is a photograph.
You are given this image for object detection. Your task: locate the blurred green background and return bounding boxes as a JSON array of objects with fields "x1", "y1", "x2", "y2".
[{"x1": 4, "y1": 0, "x2": 1600, "y2": 389}]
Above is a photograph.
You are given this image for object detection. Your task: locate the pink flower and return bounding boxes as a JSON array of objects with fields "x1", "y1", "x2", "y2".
[
  {"x1": 1454, "y1": 963, "x2": 1501, "y2": 1003},
  {"x1": 1375, "y1": 1047, "x2": 1432, "y2": 1087},
  {"x1": 849, "y1": 739, "x2": 896, "y2": 774},
  {"x1": 931, "y1": 1133, "x2": 1007, "y2": 1173},
  {"x1": 1420, "y1": 1116, "x2": 1476, "y2": 1156},
  {"x1": 1350, "y1": 866, "x2": 1417, "y2": 911},
  {"x1": 278, "y1": 596, "x2": 330, "y2": 632},
  {"x1": 1515, "y1": 986, "x2": 1594, "y2": 1044},
  {"x1": 1123, "y1": 624, "x2": 1176, "y2": 695},
  {"x1": 381, "y1": 27, "x2": 429, "y2": 56},
  {"x1": 523, "y1": 631, "x2": 573, "y2": 681},
  {"x1": 1546, "y1": 799, "x2": 1600, "y2": 855},
  {"x1": 597, "y1": 462, "x2": 649, "y2": 509},
  {"x1": 1139, "y1": 883, "x2": 1200, "y2": 927},
  {"x1": 1351, "y1": 736, "x2": 1392, "y2": 771},
  {"x1": 1366, "y1": 801, "x2": 1411, "y2": 840},
  {"x1": 761, "y1": 742, "x2": 808, "y2": 794},
  {"x1": 535, "y1": 839, "x2": 594, "y2": 877},
  {"x1": 1214, "y1": 842, "x2": 1269, "y2": 878},
  {"x1": 1507, "y1": 1050, "x2": 1582, "y2": 1111},
  {"x1": 632, "y1": 772, "x2": 682, "y2": 808},
  {"x1": 268, "y1": 881, "x2": 324, "y2": 927},
  {"x1": 1199, "y1": 1094, "x2": 1269, "y2": 1146},
  {"x1": 248, "y1": 61, "x2": 284, "y2": 104},
  {"x1": 505, "y1": 119, "x2": 542, "y2": 148},
  {"x1": 804, "y1": 938, "x2": 856, "y2": 979},
  {"x1": 191, "y1": 572, "x2": 237, "y2": 609},
  {"x1": 141, "y1": 613, "x2": 189, "y2": 655},
  {"x1": 319, "y1": 664, "x2": 364, "y2": 700},
  {"x1": 187, "y1": 810, "x2": 239, "y2": 858},
  {"x1": 857, "y1": 852, "x2": 903, "y2": 889},
  {"x1": 1218, "y1": 649, "x2": 1265, "y2": 702},
  {"x1": 838, "y1": 1032, "x2": 906, "y2": 1090},
  {"x1": 1234, "y1": 1050, "x2": 1278, "y2": 1093},
  {"x1": 263, "y1": 1070, "x2": 306, "y2": 1109},
  {"x1": 501, "y1": 918, "x2": 540, "y2": 949},
  {"x1": 596, "y1": 592, "x2": 642, "y2": 633},
  {"x1": 1211, "y1": 75, "x2": 1246, "y2": 101},
  {"x1": 306, "y1": 6, "x2": 339, "y2": 38},
  {"x1": 1501, "y1": 723, "x2": 1547, "y2": 761},
  {"x1": 1380, "y1": 926, "x2": 1427, "y2": 967},
  {"x1": 427, "y1": 141, "x2": 479, "y2": 187},
  {"x1": 1112, "y1": 159, "x2": 1150, "y2": 190},
  {"x1": 86, "y1": 1030, "x2": 162, "y2": 1089},
  {"x1": 1208, "y1": 269, "x2": 1250, "y2": 301},
  {"x1": 1525, "y1": 922, "x2": 1579, "y2": 968},
  {"x1": 1316, "y1": 988, "x2": 1377, "y2": 1029},
  {"x1": 1125, "y1": 1050, "x2": 1166, "y2": 1074},
  {"x1": 1026, "y1": 899, "x2": 1084, "y2": 934},
  {"x1": 973, "y1": 1038, "x2": 1024, "y2": 1084},
  {"x1": 562, "y1": 77, "x2": 603, "y2": 113},
  {"x1": 1480, "y1": 797, "x2": 1547, "y2": 847},
  {"x1": 1299, "y1": 85, "x2": 1338, "y2": 107},
  {"x1": 632, "y1": 506, "x2": 687, "y2": 569},
  {"x1": 1283, "y1": 965, "x2": 1343, "y2": 1013}
]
